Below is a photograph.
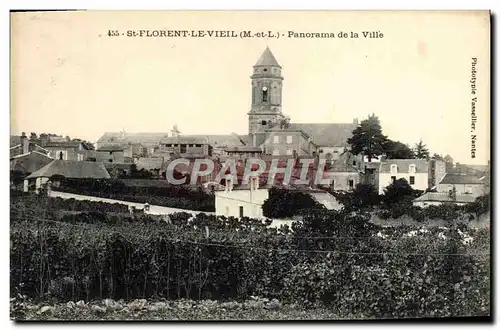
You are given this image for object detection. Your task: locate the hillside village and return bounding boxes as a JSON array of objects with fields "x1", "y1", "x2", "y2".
[{"x1": 10, "y1": 47, "x2": 490, "y2": 219}]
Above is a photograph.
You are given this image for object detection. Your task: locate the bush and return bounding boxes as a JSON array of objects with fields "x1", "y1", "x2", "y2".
[{"x1": 262, "y1": 187, "x2": 324, "y2": 218}]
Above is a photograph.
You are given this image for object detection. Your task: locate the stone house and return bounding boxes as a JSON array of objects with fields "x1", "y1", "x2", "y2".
[
  {"x1": 436, "y1": 173, "x2": 487, "y2": 197},
  {"x1": 95, "y1": 145, "x2": 125, "y2": 163}
]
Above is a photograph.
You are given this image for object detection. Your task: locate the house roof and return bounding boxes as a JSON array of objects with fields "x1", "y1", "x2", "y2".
[
  {"x1": 97, "y1": 144, "x2": 125, "y2": 151},
  {"x1": 44, "y1": 141, "x2": 82, "y2": 148},
  {"x1": 226, "y1": 146, "x2": 263, "y2": 153},
  {"x1": 414, "y1": 192, "x2": 477, "y2": 203},
  {"x1": 438, "y1": 173, "x2": 485, "y2": 185},
  {"x1": 136, "y1": 157, "x2": 164, "y2": 171},
  {"x1": 160, "y1": 136, "x2": 209, "y2": 144},
  {"x1": 254, "y1": 47, "x2": 281, "y2": 67},
  {"x1": 160, "y1": 134, "x2": 247, "y2": 148},
  {"x1": 379, "y1": 159, "x2": 429, "y2": 173},
  {"x1": 288, "y1": 123, "x2": 357, "y2": 147},
  {"x1": 97, "y1": 132, "x2": 169, "y2": 146},
  {"x1": 10, "y1": 151, "x2": 53, "y2": 173},
  {"x1": 26, "y1": 160, "x2": 111, "y2": 180}
]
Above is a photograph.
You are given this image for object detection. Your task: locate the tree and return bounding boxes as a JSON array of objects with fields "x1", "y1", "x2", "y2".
[
  {"x1": 382, "y1": 178, "x2": 416, "y2": 207},
  {"x1": 333, "y1": 183, "x2": 381, "y2": 209},
  {"x1": 347, "y1": 114, "x2": 387, "y2": 162},
  {"x1": 414, "y1": 139, "x2": 430, "y2": 159},
  {"x1": 384, "y1": 139, "x2": 415, "y2": 159},
  {"x1": 432, "y1": 153, "x2": 444, "y2": 161}
]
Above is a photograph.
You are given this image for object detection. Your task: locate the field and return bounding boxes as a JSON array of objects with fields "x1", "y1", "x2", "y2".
[{"x1": 10, "y1": 191, "x2": 491, "y2": 321}]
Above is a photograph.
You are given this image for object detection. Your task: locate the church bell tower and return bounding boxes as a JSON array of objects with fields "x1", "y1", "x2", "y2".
[{"x1": 248, "y1": 47, "x2": 285, "y2": 135}]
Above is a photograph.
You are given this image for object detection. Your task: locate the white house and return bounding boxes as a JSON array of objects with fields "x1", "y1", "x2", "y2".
[
  {"x1": 214, "y1": 173, "x2": 269, "y2": 219},
  {"x1": 436, "y1": 173, "x2": 487, "y2": 197},
  {"x1": 378, "y1": 159, "x2": 430, "y2": 194}
]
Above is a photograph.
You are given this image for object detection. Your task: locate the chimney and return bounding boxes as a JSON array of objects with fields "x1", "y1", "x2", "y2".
[
  {"x1": 353, "y1": 118, "x2": 359, "y2": 126},
  {"x1": 249, "y1": 171, "x2": 260, "y2": 191},
  {"x1": 224, "y1": 174, "x2": 234, "y2": 192},
  {"x1": 21, "y1": 132, "x2": 29, "y2": 154}
]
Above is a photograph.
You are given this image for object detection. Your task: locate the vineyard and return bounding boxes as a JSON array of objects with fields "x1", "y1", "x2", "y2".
[{"x1": 10, "y1": 192, "x2": 491, "y2": 320}]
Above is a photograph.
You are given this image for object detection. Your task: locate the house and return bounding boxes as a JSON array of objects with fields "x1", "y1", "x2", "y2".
[
  {"x1": 135, "y1": 157, "x2": 165, "y2": 177},
  {"x1": 225, "y1": 145, "x2": 263, "y2": 159},
  {"x1": 323, "y1": 152, "x2": 362, "y2": 191},
  {"x1": 436, "y1": 173, "x2": 487, "y2": 197},
  {"x1": 96, "y1": 131, "x2": 168, "y2": 156},
  {"x1": 378, "y1": 159, "x2": 446, "y2": 194},
  {"x1": 103, "y1": 163, "x2": 134, "y2": 178},
  {"x1": 24, "y1": 160, "x2": 110, "y2": 193},
  {"x1": 10, "y1": 133, "x2": 50, "y2": 158},
  {"x1": 214, "y1": 173, "x2": 270, "y2": 219},
  {"x1": 413, "y1": 192, "x2": 477, "y2": 208},
  {"x1": 95, "y1": 145, "x2": 125, "y2": 163},
  {"x1": 43, "y1": 139, "x2": 92, "y2": 161},
  {"x1": 11, "y1": 151, "x2": 53, "y2": 175}
]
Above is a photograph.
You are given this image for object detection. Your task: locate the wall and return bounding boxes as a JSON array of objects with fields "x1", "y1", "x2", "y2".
[
  {"x1": 413, "y1": 200, "x2": 467, "y2": 208},
  {"x1": 215, "y1": 188, "x2": 269, "y2": 219},
  {"x1": 378, "y1": 172, "x2": 429, "y2": 194},
  {"x1": 323, "y1": 172, "x2": 361, "y2": 191},
  {"x1": 264, "y1": 131, "x2": 309, "y2": 156},
  {"x1": 318, "y1": 147, "x2": 346, "y2": 161},
  {"x1": 95, "y1": 150, "x2": 125, "y2": 163},
  {"x1": 437, "y1": 183, "x2": 486, "y2": 197}
]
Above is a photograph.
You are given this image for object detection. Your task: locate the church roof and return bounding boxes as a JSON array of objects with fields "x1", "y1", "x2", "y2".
[
  {"x1": 254, "y1": 47, "x2": 281, "y2": 67},
  {"x1": 288, "y1": 123, "x2": 357, "y2": 147}
]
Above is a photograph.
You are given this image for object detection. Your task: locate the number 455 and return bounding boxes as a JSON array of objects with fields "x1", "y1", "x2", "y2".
[{"x1": 108, "y1": 30, "x2": 120, "y2": 37}]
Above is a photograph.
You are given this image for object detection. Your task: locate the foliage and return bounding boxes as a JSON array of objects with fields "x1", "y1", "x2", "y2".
[
  {"x1": 54, "y1": 178, "x2": 215, "y2": 212},
  {"x1": 332, "y1": 184, "x2": 381, "y2": 210},
  {"x1": 384, "y1": 139, "x2": 415, "y2": 159},
  {"x1": 262, "y1": 187, "x2": 325, "y2": 218},
  {"x1": 414, "y1": 139, "x2": 430, "y2": 159},
  {"x1": 382, "y1": 178, "x2": 418, "y2": 208},
  {"x1": 347, "y1": 114, "x2": 387, "y2": 162}
]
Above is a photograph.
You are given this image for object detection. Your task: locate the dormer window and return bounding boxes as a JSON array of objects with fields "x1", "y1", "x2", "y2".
[
  {"x1": 409, "y1": 164, "x2": 416, "y2": 173},
  {"x1": 390, "y1": 164, "x2": 398, "y2": 174}
]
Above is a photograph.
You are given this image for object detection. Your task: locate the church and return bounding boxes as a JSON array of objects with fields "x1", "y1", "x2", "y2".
[{"x1": 96, "y1": 47, "x2": 359, "y2": 163}]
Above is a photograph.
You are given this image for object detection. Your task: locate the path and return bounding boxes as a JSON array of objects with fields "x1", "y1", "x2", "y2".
[{"x1": 49, "y1": 191, "x2": 214, "y2": 217}]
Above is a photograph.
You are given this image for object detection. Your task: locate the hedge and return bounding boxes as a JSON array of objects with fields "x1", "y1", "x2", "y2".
[
  {"x1": 53, "y1": 178, "x2": 215, "y2": 212},
  {"x1": 10, "y1": 208, "x2": 490, "y2": 318}
]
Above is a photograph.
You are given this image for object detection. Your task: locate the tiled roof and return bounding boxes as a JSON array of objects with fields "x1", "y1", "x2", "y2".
[
  {"x1": 379, "y1": 159, "x2": 429, "y2": 173},
  {"x1": 254, "y1": 47, "x2": 281, "y2": 67},
  {"x1": 26, "y1": 160, "x2": 111, "y2": 179},
  {"x1": 438, "y1": 173, "x2": 485, "y2": 185},
  {"x1": 10, "y1": 151, "x2": 53, "y2": 173},
  {"x1": 97, "y1": 144, "x2": 125, "y2": 151},
  {"x1": 414, "y1": 192, "x2": 477, "y2": 203},
  {"x1": 226, "y1": 146, "x2": 263, "y2": 153},
  {"x1": 160, "y1": 134, "x2": 246, "y2": 147},
  {"x1": 288, "y1": 123, "x2": 357, "y2": 147},
  {"x1": 97, "y1": 132, "x2": 168, "y2": 146},
  {"x1": 44, "y1": 141, "x2": 82, "y2": 148}
]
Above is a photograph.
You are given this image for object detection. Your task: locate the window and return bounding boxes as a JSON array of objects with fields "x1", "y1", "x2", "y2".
[
  {"x1": 409, "y1": 164, "x2": 416, "y2": 173},
  {"x1": 391, "y1": 176, "x2": 396, "y2": 182},
  {"x1": 263, "y1": 68, "x2": 268, "y2": 72},
  {"x1": 58, "y1": 151, "x2": 64, "y2": 160},
  {"x1": 333, "y1": 150, "x2": 339, "y2": 153},
  {"x1": 239, "y1": 206, "x2": 244, "y2": 218},
  {"x1": 109, "y1": 159, "x2": 113, "y2": 163},
  {"x1": 286, "y1": 136, "x2": 293, "y2": 144},
  {"x1": 409, "y1": 176, "x2": 415, "y2": 185},
  {"x1": 319, "y1": 149, "x2": 324, "y2": 153},
  {"x1": 286, "y1": 148, "x2": 293, "y2": 155},
  {"x1": 353, "y1": 160, "x2": 357, "y2": 166},
  {"x1": 272, "y1": 148, "x2": 280, "y2": 156},
  {"x1": 225, "y1": 206, "x2": 230, "y2": 216},
  {"x1": 348, "y1": 179, "x2": 354, "y2": 189},
  {"x1": 180, "y1": 144, "x2": 187, "y2": 153},
  {"x1": 390, "y1": 164, "x2": 398, "y2": 174},
  {"x1": 273, "y1": 135, "x2": 280, "y2": 143},
  {"x1": 465, "y1": 186, "x2": 472, "y2": 194},
  {"x1": 261, "y1": 120, "x2": 267, "y2": 125},
  {"x1": 77, "y1": 154, "x2": 84, "y2": 161},
  {"x1": 195, "y1": 144, "x2": 202, "y2": 147},
  {"x1": 262, "y1": 87, "x2": 268, "y2": 103},
  {"x1": 109, "y1": 151, "x2": 113, "y2": 155}
]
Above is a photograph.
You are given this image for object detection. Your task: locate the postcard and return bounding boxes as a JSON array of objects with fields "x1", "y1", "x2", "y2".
[{"x1": 10, "y1": 10, "x2": 491, "y2": 321}]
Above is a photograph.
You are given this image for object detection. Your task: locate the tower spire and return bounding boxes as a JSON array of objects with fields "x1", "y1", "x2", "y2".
[{"x1": 254, "y1": 47, "x2": 281, "y2": 67}]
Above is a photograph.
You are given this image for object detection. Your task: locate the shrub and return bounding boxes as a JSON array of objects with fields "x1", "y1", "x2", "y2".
[{"x1": 262, "y1": 187, "x2": 324, "y2": 218}]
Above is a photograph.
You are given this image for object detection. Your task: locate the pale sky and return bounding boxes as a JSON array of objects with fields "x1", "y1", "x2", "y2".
[{"x1": 10, "y1": 10, "x2": 490, "y2": 165}]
